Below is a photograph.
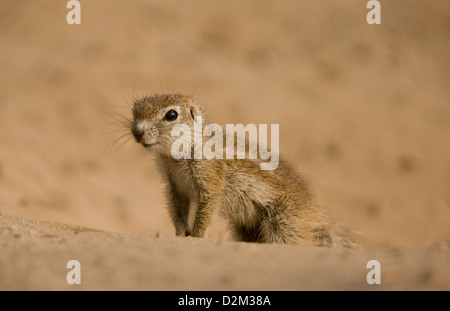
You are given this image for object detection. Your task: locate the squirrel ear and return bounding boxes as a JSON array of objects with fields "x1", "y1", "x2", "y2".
[{"x1": 190, "y1": 106, "x2": 197, "y2": 120}]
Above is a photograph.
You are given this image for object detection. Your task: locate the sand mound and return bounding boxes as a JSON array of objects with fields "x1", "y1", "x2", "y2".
[{"x1": 1, "y1": 215, "x2": 449, "y2": 290}]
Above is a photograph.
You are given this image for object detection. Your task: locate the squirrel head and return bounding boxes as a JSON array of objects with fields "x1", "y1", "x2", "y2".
[{"x1": 131, "y1": 94, "x2": 204, "y2": 155}]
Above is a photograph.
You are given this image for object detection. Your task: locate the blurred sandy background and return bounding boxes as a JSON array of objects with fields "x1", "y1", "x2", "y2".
[{"x1": 0, "y1": 0, "x2": 449, "y2": 290}]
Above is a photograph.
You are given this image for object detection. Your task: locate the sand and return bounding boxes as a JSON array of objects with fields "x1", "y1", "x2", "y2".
[
  {"x1": 2, "y1": 215, "x2": 449, "y2": 290},
  {"x1": 0, "y1": 0, "x2": 449, "y2": 290}
]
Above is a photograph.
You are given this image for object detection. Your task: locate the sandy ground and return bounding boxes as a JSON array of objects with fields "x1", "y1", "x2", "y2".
[
  {"x1": 0, "y1": 0, "x2": 449, "y2": 290},
  {"x1": 1, "y1": 215, "x2": 449, "y2": 290}
]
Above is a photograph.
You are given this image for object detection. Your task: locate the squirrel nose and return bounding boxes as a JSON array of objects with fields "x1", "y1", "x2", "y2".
[{"x1": 131, "y1": 123, "x2": 145, "y2": 141}]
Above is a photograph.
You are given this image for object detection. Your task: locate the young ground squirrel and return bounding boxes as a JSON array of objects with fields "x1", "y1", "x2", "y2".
[{"x1": 130, "y1": 94, "x2": 358, "y2": 247}]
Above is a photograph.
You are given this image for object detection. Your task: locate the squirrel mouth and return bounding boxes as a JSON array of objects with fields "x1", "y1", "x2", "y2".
[{"x1": 143, "y1": 143, "x2": 155, "y2": 148}]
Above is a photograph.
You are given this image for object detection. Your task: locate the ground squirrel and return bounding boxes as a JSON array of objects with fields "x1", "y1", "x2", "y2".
[{"x1": 130, "y1": 94, "x2": 358, "y2": 247}]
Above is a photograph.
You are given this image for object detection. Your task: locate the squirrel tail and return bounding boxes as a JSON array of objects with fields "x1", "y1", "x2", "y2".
[{"x1": 328, "y1": 223, "x2": 364, "y2": 249}]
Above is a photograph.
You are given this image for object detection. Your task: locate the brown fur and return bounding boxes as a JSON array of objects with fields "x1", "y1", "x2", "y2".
[{"x1": 130, "y1": 94, "x2": 359, "y2": 247}]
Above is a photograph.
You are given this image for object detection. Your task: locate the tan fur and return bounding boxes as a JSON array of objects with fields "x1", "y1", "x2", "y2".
[{"x1": 130, "y1": 94, "x2": 359, "y2": 247}]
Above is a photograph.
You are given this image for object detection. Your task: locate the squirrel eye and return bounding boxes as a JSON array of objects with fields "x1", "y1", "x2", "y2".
[{"x1": 164, "y1": 109, "x2": 178, "y2": 122}]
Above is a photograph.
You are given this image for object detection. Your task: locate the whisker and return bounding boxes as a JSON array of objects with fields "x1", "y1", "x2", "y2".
[
  {"x1": 101, "y1": 128, "x2": 131, "y2": 138},
  {"x1": 132, "y1": 70, "x2": 141, "y2": 103},
  {"x1": 117, "y1": 79, "x2": 133, "y2": 110},
  {"x1": 112, "y1": 137, "x2": 132, "y2": 157},
  {"x1": 105, "y1": 132, "x2": 131, "y2": 151},
  {"x1": 156, "y1": 68, "x2": 165, "y2": 94},
  {"x1": 106, "y1": 133, "x2": 133, "y2": 158}
]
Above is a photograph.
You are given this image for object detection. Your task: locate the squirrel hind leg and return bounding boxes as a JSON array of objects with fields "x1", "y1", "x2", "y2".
[{"x1": 232, "y1": 224, "x2": 262, "y2": 243}]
